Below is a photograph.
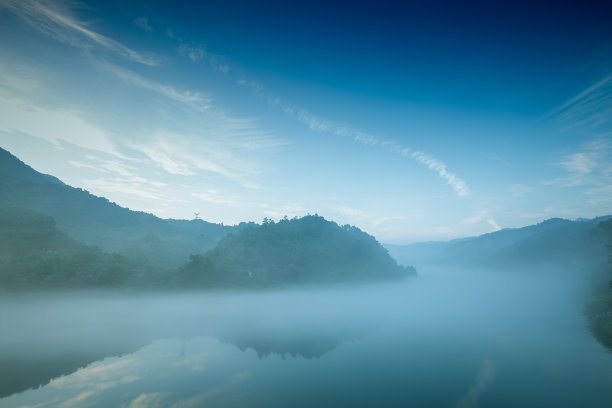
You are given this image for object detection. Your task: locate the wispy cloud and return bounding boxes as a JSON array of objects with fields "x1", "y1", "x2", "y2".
[
  {"x1": 543, "y1": 74, "x2": 612, "y2": 128},
  {"x1": 411, "y1": 151, "x2": 470, "y2": 197},
  {"x1": 179, "y1": 45, "x2": 206, "y2": 62},
  {"x1": 236, "y1": 77, "x2": 469, "y2": 197},
  {"x1": 0, "y1": 95, "x2": 121, "y2": 157},
  {"x1": 82, "y1": 177, "x2": 171, "y2": 201},
  {"x1": 0, "y1": 0, "x2": 158, "y2": 65},
  {"x1": 487, "y1": 219, "x2": 502, "y2": 231},
  {"x1": 101, "y1": 62, "x2": 212, "y2": 112},
  {"x1": 129, "y1": 136, "x2": 262, "y2": 190},
  {"x1": 545, "y1": 138, "x2": 612, "y2": 188},
  {"x1": 174, "y1": 41, "x2": 230, "y2": 73},
  {"x1": 560, "y1": 152, "x2": 596, "y2": 174},
  {"x1": 461, "y1": 210, "x2": 502, "y2": 232},
  {"x1": 133, "y1": 17, "x2": 152, "y2": 33}
]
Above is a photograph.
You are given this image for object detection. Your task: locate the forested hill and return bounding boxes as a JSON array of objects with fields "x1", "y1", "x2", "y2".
[
  {"x1": 387, "y1": 216, "x2": 612, "y2": 271},
  {"x1": 0, "y1": 206, "x2": 164, "y2": 289},
  {"x1": 0, "y1": 148, "x2": 243, "y2": 267},
  {"x1": 175, "y1": 215, "x2": 415, "y2": 288}
]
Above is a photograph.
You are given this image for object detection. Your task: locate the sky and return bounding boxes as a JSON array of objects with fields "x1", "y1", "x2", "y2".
[{"x1": 1, "y1": 0, "x2": 612, "y2": 243}]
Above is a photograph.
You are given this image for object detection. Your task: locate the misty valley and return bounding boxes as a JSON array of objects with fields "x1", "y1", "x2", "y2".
[
  {"x1": 2, "y1": 1, "x2": 612, "y2": 406},
  {"x1": 2, "y1": 149, "x2": 612, "y2": 407}
]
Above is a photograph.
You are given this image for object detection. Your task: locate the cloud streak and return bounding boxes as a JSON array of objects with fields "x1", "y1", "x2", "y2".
[
  {"x1": 0, "y1": 0, "x2": 158, "y2": 65},
  {"x1": 236, "y1": 78, "x2": 469, "y2": 197},
  {"x1": 101, "y1": 62, "x2": 212, "y2": 112},
  {"x1": 411, "y1": 151, "x2": 470, "y2": 197}
]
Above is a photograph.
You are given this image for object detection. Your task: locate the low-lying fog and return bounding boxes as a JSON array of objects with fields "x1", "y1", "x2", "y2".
[{"x1": 2, "y1": 267, "x2": 612, "y2": 408}]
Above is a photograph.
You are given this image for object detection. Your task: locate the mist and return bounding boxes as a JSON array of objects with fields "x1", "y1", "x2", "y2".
[{"x1": 2, "y1": 265, "x2": 612, "y2": 408}]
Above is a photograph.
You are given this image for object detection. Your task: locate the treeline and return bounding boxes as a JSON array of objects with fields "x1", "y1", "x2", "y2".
[
  {"x1": 174, "y1": 215, "x2": 415, "y2": 288},
  {"x1": 0, "y1": 147, "x2": 242, "y2": 268},
  {"x1": 0, "y1": 207, "x2": 414, "y2": 291},
  {"x1": 586, "y1": 218, "x2": 612, "y2": 352},
  {"x1": 0, "y1": 206, "x2": 167, "y2": 289}
]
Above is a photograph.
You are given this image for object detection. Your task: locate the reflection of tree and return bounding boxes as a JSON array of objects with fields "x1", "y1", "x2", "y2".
[
  {"x1": 222, "y1": 334, "x2": 351, "y2": 359},
  {"x1": 217, "y1": 325, "x2": 369, "y2": 359}
]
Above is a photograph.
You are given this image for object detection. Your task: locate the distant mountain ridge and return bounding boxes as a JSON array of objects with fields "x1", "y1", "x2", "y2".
[
  {"x1": 387, "y1": 216, "x2": 612, "y2": 271},
  {"x1": 0, "y1": 147, "x2": 243, "y2": 267}
]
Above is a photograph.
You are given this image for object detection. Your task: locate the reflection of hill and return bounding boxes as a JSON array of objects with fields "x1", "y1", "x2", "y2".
[
  {"x1": 219, "y1": 328, "x2": 367, "y2": 359},
  {"x1": 0, "y1": 290, "x2": 376, "y2": 398},
  {"x1": 0, "y1": 343, "x2": 145, "y2": 398},
  {"x1": 0, "y1": 328, "x2": 366, "y2": 398}
]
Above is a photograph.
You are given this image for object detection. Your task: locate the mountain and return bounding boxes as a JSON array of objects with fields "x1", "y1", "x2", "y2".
[
  {"x1": 0, "y1": 148, "x2": 415, "y2": 289},
  {"x1": 174, "y1": 215, "x2": 415, "y2": 288},
  {"x1": 387, "y1": 216, "x2": 612, "y2": 271},
  {"x1": 0, "y1": 206, "x2": 165, "y2": 289},
  {"x1": 0, "y1": 148, "x2": 244, "y2": 267}
]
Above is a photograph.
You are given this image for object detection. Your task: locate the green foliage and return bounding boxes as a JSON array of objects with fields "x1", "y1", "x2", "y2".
[
  {"x1": 179, "y1": 215, "x2": 416, "y2": 288},
  {"x1": 0, "y1": 148, "x2": 241, "y2": 268},
  {"x1": 0, "y1": 206, "x2": 166, "y2": 290},
  {"x1": 0, "y1": 148, "x2": 415, "y2": 291},
  {"x1": 586, "y1": 219, "x2": 612, "y2": 352}
]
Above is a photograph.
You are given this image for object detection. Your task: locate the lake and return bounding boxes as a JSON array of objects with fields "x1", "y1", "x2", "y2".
[{"x1": 1, "y1": 268, "x2": 612, "y2": 407}]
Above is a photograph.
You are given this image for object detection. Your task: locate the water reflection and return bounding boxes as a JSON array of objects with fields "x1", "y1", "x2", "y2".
[{"x1": 2, "y1": 271, "x2": 612, "y2": 407}]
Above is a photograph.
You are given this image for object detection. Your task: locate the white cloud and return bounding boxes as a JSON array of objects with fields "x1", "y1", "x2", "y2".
[
  {"x1": 461, "y1": 210, "x2": 501, "y2": 232},
  {"x1": 130, "y1": 136, "x2": 262, "y2": 190},
  {"x1": 292, "y1": 106, "x2": 470, "y2": 197},
  {"x1": 411, "y1": 151, "x2": 470, "y2": 197},
  {"x1": 546, "y1": 138, "x2": 612, "y2": 188},
  {"x1": 487, "y1": 219, "x2": 502, "y2": 231},
  {"x1": 237, "y1": 76, "x2": 470, "y2": 198},
  {"x1": 82, "y1": 177, "x2": 169, "y2": 201},
  {"x1": 0, "y1": 95, "x2": 121, "y2": 157},
  {"x1": 560, "y1": 152, "x2": 595, "y2": 174},
  {"x1": 0, "y1": 0, "x2": 158, "y2": 65},
  {"x1": 101, "y1": 62, "x2": 212, "y2": 112}
]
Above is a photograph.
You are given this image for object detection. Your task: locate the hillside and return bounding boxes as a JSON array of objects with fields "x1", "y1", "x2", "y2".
[
  {"x1": 174, "y1": 215, "x2": 415, "y2": 288},
  {"x1": 387, "y1": 216, "x2": 612, "y2": 271},
  {"x1": 0, "y1": 206, "x2": 165, "y2": 289},
  {"x1": 0, "y1": 148, "x2": 242, "y2": 267}
]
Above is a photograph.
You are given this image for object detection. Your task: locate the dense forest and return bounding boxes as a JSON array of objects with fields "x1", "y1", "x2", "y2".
[
  {"x1": 0, "y1": 205, "x2": 413, "y2": 290},
  {"x1": 175, "y1": 215, "x2": 415, "y2": 288},
  {"x1": 585, "y1": 218, "x2": 612, "y2": 351},
  {"x1": 0, "y1": 206, "x2": 166, "y2": 289}
]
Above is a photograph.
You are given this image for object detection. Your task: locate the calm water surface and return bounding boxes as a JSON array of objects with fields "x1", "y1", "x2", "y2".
[{"x1": 1, "y1": 269, "x2": 612, "y2": 407}]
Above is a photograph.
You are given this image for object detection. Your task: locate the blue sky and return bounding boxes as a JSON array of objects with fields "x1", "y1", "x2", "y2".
[{"x1": 1, "y1": 0, "x2": 611, "y2": 243}]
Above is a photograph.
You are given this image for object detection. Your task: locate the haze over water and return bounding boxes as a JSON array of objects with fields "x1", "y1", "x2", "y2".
[{"x1": 2, "y1": 267, "x2": 612, "y2": 408}]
